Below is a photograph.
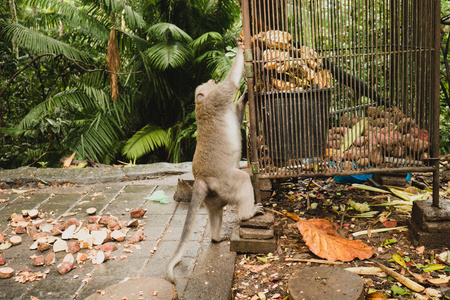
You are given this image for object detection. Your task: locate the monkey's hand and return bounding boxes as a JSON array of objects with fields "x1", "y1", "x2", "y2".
[{"x1": 235, "y1": 37, "x2": 244, "y2": 52}]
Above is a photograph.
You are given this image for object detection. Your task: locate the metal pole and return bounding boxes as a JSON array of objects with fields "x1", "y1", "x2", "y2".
[
  {"x1": 241, "y1": 0, "x2": 262, "y2": 203},
  {"x1": 431, "y1": 0, "x2": 441, "y2": 208}
]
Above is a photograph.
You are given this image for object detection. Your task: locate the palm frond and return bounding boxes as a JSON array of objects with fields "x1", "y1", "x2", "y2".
[
  {"x1": 145, "y1": 41, "x2": 193, "y2": 70},
  {"x1": 122, "y1": 5, "x2": 146, "y2": 29},
  {"x1": 116, "y1": 29, "x2": 150, "y2": 52},
  {"x1": 139, "y1": 51, "x2": 175, "y2": 99},
  {"x1": 25, "y1": 0, "x2": 110, "y2": 42},
  {"x1": 80, "y1": 0, "x2": 146, "y2": 29},
  {"x1": 0, "y1": 22, "x2": 91, "y2": 61},
  {"x1": 195, "y1": 49, "x2": 232, "y2": 80},
  {"x1": 167, "y1": 111, "x2": 197, "y2": 163},
  {"x1": 191, "y1": 31, "x2": 223, "y2": 50},
  {"x1": 122, "y1": 124, "x2": 169, "y2": 160},
  {"x1": 17, "y1": 89, "x2": 85, "y2": 132},
  {"x1": 17, "y1": 86, "x2": 110, "y2": 132},
  {"x1": 148, "y1": 23, "x2": 193, "y2": 43},
  {"x1": 75, "y1": 111, "x2": 124, "y2": 163}
]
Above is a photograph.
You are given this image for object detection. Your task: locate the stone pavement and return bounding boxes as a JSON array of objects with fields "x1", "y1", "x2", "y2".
[{"x1": 0, "y1": 163, "x2": 238, "y2": 300}]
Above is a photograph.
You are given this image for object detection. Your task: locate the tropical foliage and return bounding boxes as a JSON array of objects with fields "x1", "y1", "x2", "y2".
[
  {"x1": 0, "y1": 0, "x2": 449, "y2": 169},
  {"x1": 0, "y1": 0, "x2": 242, "y2": 168}
]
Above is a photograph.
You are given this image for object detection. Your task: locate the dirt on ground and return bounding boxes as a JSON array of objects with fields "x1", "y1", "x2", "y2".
[{"x1": 232, "y1": 170, "x2": 450, "y2": 300}]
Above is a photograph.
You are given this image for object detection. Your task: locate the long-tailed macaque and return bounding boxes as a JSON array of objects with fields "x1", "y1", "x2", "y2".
[{"x1": 164, "y1": 42, "x2": 263, "y2": 283}]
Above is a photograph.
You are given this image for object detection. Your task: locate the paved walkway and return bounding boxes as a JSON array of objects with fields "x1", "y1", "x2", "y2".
[{"x1": 0, "y1": 164, "x2": 237, "y2": 300}]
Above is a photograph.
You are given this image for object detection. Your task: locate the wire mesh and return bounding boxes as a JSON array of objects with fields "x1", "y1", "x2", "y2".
[{"x1": 244, "y1": 0, "x2": 439, "y2": 179}]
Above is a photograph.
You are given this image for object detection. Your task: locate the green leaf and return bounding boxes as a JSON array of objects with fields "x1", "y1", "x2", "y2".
[
  {"x1": 191, "y1": 32, "x2": 223, "y2": 50},
  {"x1": 423, "y1": 264, "x2": 446, "y2": 272},
  {"x1": 0, "y1": 22, "x2": 91, "y2": 61},
  {"x1": 145, "y1": 41, "x2": 193, "y2": 70},
  {"x1": 391, "y1": 285, "x2": 410, "y2": 296},
  {"x1": 340, "y1": 118, "x2": 367, "y2": 151},
  {"x1": 381, "y1": 239, "x2": 397, "y2": 247},
  {"x1": 257, "y1": 256, "x2": 268, "y2": 264},
  {"x1": 392, "y1": 254, "x2": 407, "y2": 268},
  {"x1": 148, "y1": 23, "x2": 193, "y2": 43},
  {"x1": 122, "y1": 124, "x2": 169, "y2": 160}
]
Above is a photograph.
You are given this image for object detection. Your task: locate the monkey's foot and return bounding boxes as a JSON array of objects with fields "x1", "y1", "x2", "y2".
[
  {"x1": 254, "y1": 203, "x2": 264, "y2": 216},
  {"x1": 211, "y1": 236, "x2": 227, "y2": 243}
]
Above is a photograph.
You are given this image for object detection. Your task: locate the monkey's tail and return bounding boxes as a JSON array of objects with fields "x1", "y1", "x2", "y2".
[{"x1": 164, "y1": 179, "x2": 207, "y2": 284}]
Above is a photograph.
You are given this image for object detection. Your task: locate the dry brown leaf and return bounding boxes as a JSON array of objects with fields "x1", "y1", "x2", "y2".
[
  {"x1": 106, "y1": 28, "x2": 121, "y2": 101},
  {"x1": 243, "y1": 263, "x2": 271, "y2": 273},
  {"x1": 296, "y1": 218, "x2": 373, "y2": 262},
  {"x1": 62, "y1": 152, "x2": 76, "y2": 168},
  {"x1": 366, "y1": 292, "x2": 388, "y2": 299}
]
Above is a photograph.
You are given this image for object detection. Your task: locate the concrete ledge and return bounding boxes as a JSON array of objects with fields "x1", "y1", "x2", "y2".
[
  {"x1": 183, "y1": 238, "x2": 236, "y2": 300},
  {"x1": 230, "y1": 228, "x2": 277, "y2": 253},
  {"x1": 0, "y1": 163, "x2": 193, "y2": 186},
  {"x1": 407, "y1": 218, "x2": 450, "y2": 248}
]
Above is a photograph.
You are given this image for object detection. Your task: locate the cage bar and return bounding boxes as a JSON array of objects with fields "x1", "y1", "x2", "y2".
[{"x1": 242, "y1": 0, "x2": 441, "y2": 203}]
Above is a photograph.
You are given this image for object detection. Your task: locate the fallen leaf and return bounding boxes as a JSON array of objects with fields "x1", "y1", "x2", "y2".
[
  {"x1": 12, "y1": 189, "x2": 28, "y2": 194},
  {"x1": 366, "y1": 292, "x2": 388, "y2": 299},
  {"x1": 382, "y1": 220, "x2": 397, "y2": 228},
  {"x1": 243, "y1": 263, "x2": 271, "y2": 273},
  {"x1": 392, "y1": 253, "x2": 407, "y2": 268},
  {"x1": 296, "y1": 218, "x2": 373, "y2": 261},
  {"x1": 427, "y1": 276, "x2": 450, "y2": 285},
  {"x1": 425, "y1": 288, "x2": 442, "y2": 297},
  {"x1": 62, "y1": 152, "x2": 76, "y2": 168},
  {"x1": 391, "y1": 284, "x2": 410, "y2": 296}
]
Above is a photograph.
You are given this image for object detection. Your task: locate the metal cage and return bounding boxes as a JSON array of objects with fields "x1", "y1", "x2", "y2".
[{"x1": 241, "y1": 0, "x2": 441, "y2": 204}]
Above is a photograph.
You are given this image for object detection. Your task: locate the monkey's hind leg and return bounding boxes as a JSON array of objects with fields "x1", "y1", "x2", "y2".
[
  {"x1": 204, "y1": 196, "x2": 225, "y2": 243},
  {"x1": 231, "y1": 169, "x2": 264, "y2": 221}
]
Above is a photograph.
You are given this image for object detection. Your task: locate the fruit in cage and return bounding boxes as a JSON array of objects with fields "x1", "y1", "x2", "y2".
[
  {"x1": 256, "y1": 30, "x2": 333, "y2": 91},
  {"x1": 327, "y1": 106, "x2": 431, "y2": 168},
  {"x1": 263, "y1": 30, "x2": 292, "y2": 49},
  {"x1": 271, "y1": 78, "x2": 300, "y2": 91},
  {"x1": 313, "y1": 70, "x2": 333, "y2": 88},
  {"x1": 356, "y1": 158, "x2": 370, "y2": 167},
  {"x1": 263, "y1": 49, "x2": 291, "y2": 61},
  {"x1": 298, "y1": 46, "x2": 323, "y2": 70}
]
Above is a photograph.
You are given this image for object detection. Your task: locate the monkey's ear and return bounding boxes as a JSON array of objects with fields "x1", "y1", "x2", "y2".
[{"x1": 197, "y1": 93, "x2": 205, "y2": 101}]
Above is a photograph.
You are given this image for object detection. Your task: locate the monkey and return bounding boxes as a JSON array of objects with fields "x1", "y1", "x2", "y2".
[{"x1": 164, "y1": 42, "x2": 264, "y2": 283}]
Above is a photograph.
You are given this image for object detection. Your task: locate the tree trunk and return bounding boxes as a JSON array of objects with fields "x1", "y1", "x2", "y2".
[
  {"x1": 8, "y1": 0, "x2": 19, "y2": 58},
  {"x1": 59, "y1": 0, "x2": 64, "y2": 36}
]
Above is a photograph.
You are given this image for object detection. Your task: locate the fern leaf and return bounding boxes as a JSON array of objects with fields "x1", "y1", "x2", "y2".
[
  {"x1": 148, "y1": 23, "x2": 193, "y2": 43},
  {"x1": 145, "y1": 41, "x2": 192, "y2": 70},
  {"x1": 191, "y1": 32, "x2": 223, "y2": 50},
  {"x1": 122, "y1": 124, "x2": 169, "y2": 160},
  {"x1": 0, "y1": 22, "x2": 91, "y2": 61}
]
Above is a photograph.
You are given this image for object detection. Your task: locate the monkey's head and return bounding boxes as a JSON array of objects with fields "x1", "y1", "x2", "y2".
[{"x1": 195, "y1": 79, "x2": 217, "y2": 104}]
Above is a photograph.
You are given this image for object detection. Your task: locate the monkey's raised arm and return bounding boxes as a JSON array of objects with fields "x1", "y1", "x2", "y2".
[{"x1": 225, "y1": 43, "x2": 245, "y2": 87}]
